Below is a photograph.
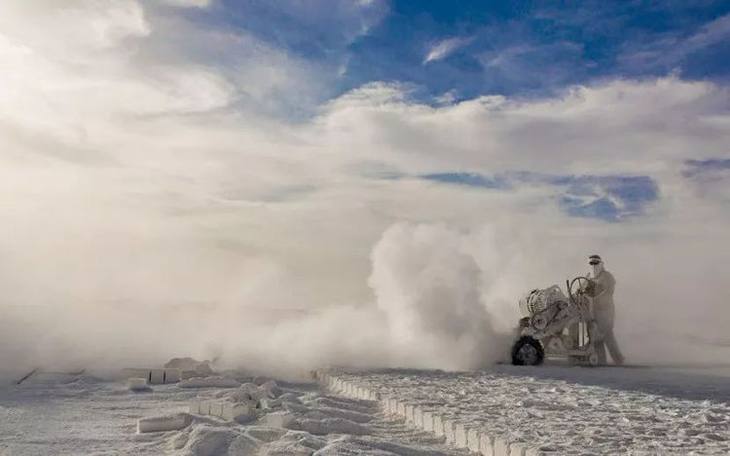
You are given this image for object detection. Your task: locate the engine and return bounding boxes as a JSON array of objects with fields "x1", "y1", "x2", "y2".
[{"x1": 518, "y1": 285, "x2": 579, "y2": 336}]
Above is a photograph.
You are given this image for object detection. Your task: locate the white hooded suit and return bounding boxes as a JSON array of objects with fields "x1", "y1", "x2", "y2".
[{"x1": 590, "y1": 267, "x2": 624, "y2": 365}]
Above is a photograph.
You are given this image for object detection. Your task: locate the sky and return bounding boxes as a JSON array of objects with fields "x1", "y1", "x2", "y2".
[{"x1": 1, "y1": 0, "x2": 730, "y2": 375}]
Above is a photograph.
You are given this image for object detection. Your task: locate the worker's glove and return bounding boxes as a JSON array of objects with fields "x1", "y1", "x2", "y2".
[{"x1": 583, "y1": 281, "x2": 597, "y2": 297}]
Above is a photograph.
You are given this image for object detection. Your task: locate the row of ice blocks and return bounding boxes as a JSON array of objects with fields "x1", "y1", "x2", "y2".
[
  {"x1": 314, "y1": 371, "x2": 545, "y2": 456},
  {"x1": 189, "y1": 398, "x2": 255, "y2": 422},
  {"x1": 120, "y1": 368, "x2": 181, "y2": 385}
]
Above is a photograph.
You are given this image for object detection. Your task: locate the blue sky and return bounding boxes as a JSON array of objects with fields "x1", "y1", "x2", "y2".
[
  {"x1": 420, "y1": 172, "x2": 659, "y2": 222},
  {"x1": 142, "y1": 0, "x2": 730, "y2": 223},
  {"x1": 1, "y1": 0, "x2": 729, "y2": 232},
  {"x1": 189, "y1": 0, "x2": 730, "y2": 101}
]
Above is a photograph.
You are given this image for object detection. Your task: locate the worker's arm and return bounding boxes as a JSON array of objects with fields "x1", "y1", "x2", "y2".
[{"x1": 593, "y1": 272, "x2": 615, "y2": 298}]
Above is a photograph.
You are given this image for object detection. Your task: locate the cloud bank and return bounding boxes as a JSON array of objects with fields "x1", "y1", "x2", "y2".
[{"x1": 0, "y1": 1, "x2": 729, "y2": 380}]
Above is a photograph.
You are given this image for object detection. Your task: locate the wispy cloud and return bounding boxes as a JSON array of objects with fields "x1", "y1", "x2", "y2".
[
  {"x1": 423, "y1": 36, "x2": 471, "y2": 64},
  {"x1": 683, "y1": 158, "x2": 730, "y2": 178},
  {"x1": 682, "y1": 158, "x2": 730, "y2": 202},
  {"x1": 619, "y1": 13, "x2": 730, "y2": 71}
]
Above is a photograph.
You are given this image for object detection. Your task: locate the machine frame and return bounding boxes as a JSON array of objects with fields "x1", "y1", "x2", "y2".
[{"x1": 511, "y1": 276, "x2": 600, "y2": 366}]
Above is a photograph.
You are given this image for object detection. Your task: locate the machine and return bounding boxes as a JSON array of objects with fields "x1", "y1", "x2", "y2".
[{"x1": 511, "y1": 276, "x2": 600, "y2": 366}]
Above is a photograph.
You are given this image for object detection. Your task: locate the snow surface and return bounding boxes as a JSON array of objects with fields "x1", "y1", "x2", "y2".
[
  {"x1": 0, "y1": 365, "x2": 728, "y2": 455},
  {"x1": 326, "y1": 365, "x2": 730, "y2": 455},
  {"x1": 0, "y1": 371, "x2": 468, "y2": 455}
]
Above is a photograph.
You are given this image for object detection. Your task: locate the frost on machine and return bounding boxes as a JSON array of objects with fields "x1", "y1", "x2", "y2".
[{"x1": 511, "y1": 276, "x2": 602, "y2": 366}]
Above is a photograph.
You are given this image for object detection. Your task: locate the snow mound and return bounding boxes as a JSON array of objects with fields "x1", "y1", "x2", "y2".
[
  {"x1": 258, "y1": 430, "x2": 326, "y2": 456},
  {"x1": 228, "y1": 434, "x2": 260, "y2": 454},
  {"x1": 164, "y1": 357, "x2": 214, "y2": 379},
  {"x1": 264, "y1": 411, "x2": 296, "y2": 428},
  {"x1": 127, "y1": 377, "x2": 151, "y2": 393},
  {"x1": 182, "y1": 425, "x2": 237, "y2": 456},
  {"x1": 228, "y1": 382, "x2": 268, "y2": 402},
  {"x1": 244, "y1": 426, "x2": 288, "y2": 443},
  {"x1": 259, "y1": 380, "x2": 282, "y2": 398}
]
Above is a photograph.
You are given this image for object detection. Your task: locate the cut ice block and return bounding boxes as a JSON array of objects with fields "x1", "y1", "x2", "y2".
[
  {"x1": 433, "y1": 414, "x2": 445, "y2": 437},
  {"x1": 479, "y1": 432, "x2": 495, "y2": 456},
  {"x1": 137, "y1": 413, "x2": 191, "y2": 433},
  {"x1": 455, "y1": 423, "x2": 468, "y2": 447},
  {"x1": 422, "y1": 411, "x2": 434, "y2": 431},
  {"x1": 444, "y1": 419, "x2": 456, "y2": 444},
  {"x1": 510, "y1": 442, "x2": 528, "y2": 456},
  {"x1": 405, "y1": 405, "x2": 415, "y2": 424},
  {"x1": 414, "y1": 406, "x2": 424, "y2": 428},
  {"x1": 209, "y1": 401, "x2": 223, "y2": 417},
  {"x1": 467, "y1": 428, "x2": 481, "y2": 452},
  {"x1": 493, "y1": 436, "x2": 511, "y2": 456},
  {"x1": 120, "y1": 368, "x2": 181, "y2": 385}
]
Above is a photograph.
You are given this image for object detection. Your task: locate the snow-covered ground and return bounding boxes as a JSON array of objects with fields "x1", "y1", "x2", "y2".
[
  {"x1": 325, "y1": 365, "x2": 730, "y2": 455},
  {"x1": 0, "y1": 364, "x2": 728, "y2": 455},
  {"x1": 0, "y1": 370, "x2": 467, "y2": 456}
]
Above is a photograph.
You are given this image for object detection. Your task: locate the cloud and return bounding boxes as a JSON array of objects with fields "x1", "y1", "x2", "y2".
[
  {"x1": 424, "y1": 36, "x2": 471, "y2": 64},
  {"x1": 0, "y1": 1, "x2": 150, "y2": 53},
  {"x1": 1, "y1": 1, "x2": 730, "y2": 377},
  {"x1": 618, "y1": 13, "x2": 730, "y2": 73},
  {"x1": 682, "y1": 158, "x2": 730, "y2": 202},
  {"x1": 158, "y1": 0, "x2": 211, "y2": 7},
  {"x1": 683, "y1": 158, "x2": 730, "y2": 178},
  {"x1": 419, "y1": 172, "x2": 659, "y2": 222}
]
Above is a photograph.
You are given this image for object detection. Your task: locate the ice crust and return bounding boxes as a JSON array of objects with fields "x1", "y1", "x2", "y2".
[
  {"x1": 2, "y1": 367, "x2": 728, "y2": 455},
  {"x1": 318, "y1": 368, "x2": 730, "y2": 455}
]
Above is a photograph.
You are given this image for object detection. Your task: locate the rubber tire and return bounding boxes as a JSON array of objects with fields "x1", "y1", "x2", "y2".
[
  {"x1": 511, "y1": 336, "x2": 545, "y2": 366},
  {"x1": 587, "y1": 351, "x2": 599, "y2": 367}
]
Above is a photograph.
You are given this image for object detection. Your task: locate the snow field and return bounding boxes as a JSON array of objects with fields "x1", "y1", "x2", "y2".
[
  {"x1": 1, "y1": 371, "x2": 474, "y2": 455},
  {"x1": 315, "y1": 368, "x2": 730, "y2": 456},
  {"x1": 316, "y1": 370, "x2": 535, "y2": 456}
]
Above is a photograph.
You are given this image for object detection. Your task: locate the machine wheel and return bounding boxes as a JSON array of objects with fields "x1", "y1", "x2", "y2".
[
  {"x1": 587, "y1": 351, "x2": 599, "y2": 367},
  {"x1": 511, "y1": 336, "x2": 544, "y2": 366}
]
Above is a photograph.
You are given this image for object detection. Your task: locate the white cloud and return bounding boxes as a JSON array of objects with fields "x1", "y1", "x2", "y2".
[
  {"x1": 619, "y1": 13, "x2": 730, "y2": 70},
  {"x1": 0, "y1": 1, "x2": 150, "y2": 54},
  {"x1": 424, "y1": 36, "x2": 471, "y2": 64},
  {"x1": 0, "y1": 1, "x2": 729, "y2": 377},
  {"x1": 158, "y1": 0, "x2": 212, "y2": 7}
]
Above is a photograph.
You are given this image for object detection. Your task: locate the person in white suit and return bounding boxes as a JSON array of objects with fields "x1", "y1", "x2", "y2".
[{"x1": 588, "y1": 255, "x2": 624, "y2": 365}]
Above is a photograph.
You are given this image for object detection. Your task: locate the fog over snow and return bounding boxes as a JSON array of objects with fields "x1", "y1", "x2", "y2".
[{"x1": 1, "y1": 1, "x2": 730, "y2": 381}]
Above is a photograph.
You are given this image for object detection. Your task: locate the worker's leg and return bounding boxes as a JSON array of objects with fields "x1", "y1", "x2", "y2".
[
  {"x1": 589, "y1": 319, "x2": 607, "y2": 364},
  {"x1": 594, "y1": 306, "x2": 622, "y2": 365},
  {"x1": 603, "y1": 328, "x2": 624, "y2": 365},
  {"x1": 595, "y1": 340, "x2": 607, "y2": 365}
]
